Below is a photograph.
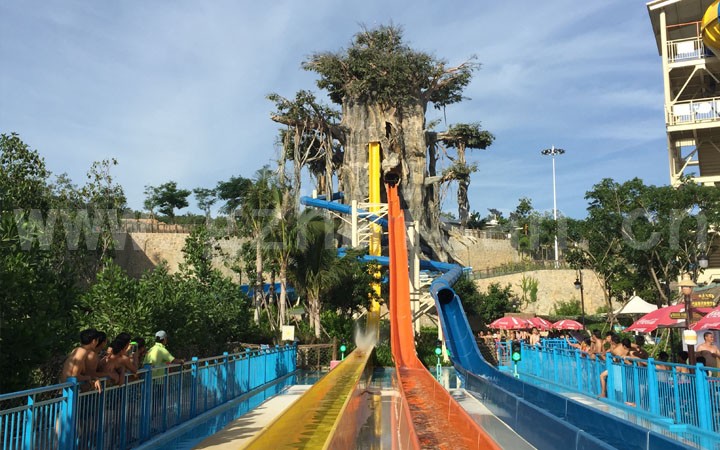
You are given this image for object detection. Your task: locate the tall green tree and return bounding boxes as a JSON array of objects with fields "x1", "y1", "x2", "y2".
[
  {"x1": 0, "y1": 133, "x2": 74, "y2": 392},
  {"x1": 144, "y1": 181, "x2": 190, "y2": 220},
  {"x1": 216, "y1": 175, "x2": 252, "y2": 231},
  {"x1": 193, "y1": 187, "x2": 217, "y2": 226}
]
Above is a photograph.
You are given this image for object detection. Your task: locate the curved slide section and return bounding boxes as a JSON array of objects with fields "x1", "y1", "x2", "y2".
[
  {"x1": 703, "y1": 0, "x2": 720, "y2": 57},
  {"x1": 386, "y1": 182, "x2": 500, "y2": 450}
]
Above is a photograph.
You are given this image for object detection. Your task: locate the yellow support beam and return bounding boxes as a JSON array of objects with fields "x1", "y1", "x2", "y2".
[{"x1": 368, "y1": 142, "x2": 382, "y2": 312}]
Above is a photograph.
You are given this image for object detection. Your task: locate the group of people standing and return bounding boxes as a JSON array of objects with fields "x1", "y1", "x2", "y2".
[{"x1": 59, "y1": 328, "x2": 184, "y2": 391}]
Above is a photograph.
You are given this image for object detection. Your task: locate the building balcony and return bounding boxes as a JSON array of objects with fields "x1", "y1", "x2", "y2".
[{"x1": 666, "y1": 97, "x2": 720, "y2": 128}]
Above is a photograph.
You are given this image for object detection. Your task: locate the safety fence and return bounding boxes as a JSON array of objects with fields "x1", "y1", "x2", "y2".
[
  {"x1": 515, "y1": 342, "x2": 720, "y2": 440},
  {"x1": 0, "y1": 345, "x2": 297, "y2": 450}
]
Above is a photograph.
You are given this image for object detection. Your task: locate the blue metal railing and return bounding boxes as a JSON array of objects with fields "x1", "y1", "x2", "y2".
[
  {"x1": 516, "y1": 343, "x2": 720, "y2": 437},
  {"x1": 0, "y1": 344, "x2": 297, "y2": 450}
]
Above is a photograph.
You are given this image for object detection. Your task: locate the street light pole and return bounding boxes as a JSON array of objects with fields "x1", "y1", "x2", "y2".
[
  {"x1": 679, "y1": 275, "x2": 697, "y2": 365},
  {"x1": 574, "y1": 269, "x2": 586, "y2": 328},
  {"x1": 541, "y1": 146, "x2": 565, "y2": 268}
]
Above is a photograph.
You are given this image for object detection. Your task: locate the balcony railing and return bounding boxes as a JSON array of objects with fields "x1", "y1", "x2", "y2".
[
  {"x1": 666, "y1": 97, "x2": 720, "y2": 127},
  {"x1": 667, "y1": 35, "x2": 706, "y2": 64}
]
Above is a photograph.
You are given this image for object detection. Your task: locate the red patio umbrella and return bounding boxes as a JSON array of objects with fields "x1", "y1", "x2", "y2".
[
  {"x1": 625, "y1": 303, "x2": 713, "y2": 333},
  {"x1": 691, "y1": 307, "x2": 720, "y2": 331},
  {"x1": 528, "y1": 317, "x2": 553, "y2": 330},
  {"x1": 489, "y1": 316, "x2": 531, "y2": 330},
  {"x1": 552, "y1": 319, "x2": 584, "y2": 330}
]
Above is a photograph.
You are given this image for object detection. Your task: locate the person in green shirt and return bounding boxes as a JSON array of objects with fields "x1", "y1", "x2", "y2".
[{"x1": 144, "y1": 330, "x2": 184, "y2": 377}]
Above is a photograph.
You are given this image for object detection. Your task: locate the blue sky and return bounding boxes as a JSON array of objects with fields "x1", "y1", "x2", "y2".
[{"x1": 0, "y1": 0, "x2": 666, "y2": 219}]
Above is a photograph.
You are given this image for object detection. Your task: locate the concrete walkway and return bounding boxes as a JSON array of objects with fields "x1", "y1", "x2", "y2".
[{"x1": 192, "y1": 385, "x2": 310, "y2": 449}]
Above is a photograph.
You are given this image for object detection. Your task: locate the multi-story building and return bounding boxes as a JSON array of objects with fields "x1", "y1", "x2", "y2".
[{"x1": 647, "y1": 0, "x2": 720, "y2": 283}]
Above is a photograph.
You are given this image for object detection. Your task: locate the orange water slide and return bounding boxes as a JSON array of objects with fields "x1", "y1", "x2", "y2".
[{"x1": 386, "y1": 182, "x2": 500, "y2": 450}]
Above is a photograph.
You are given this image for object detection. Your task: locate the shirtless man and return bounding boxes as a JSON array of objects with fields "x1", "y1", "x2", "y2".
[
  {"x1": 599, "y1": 335, "x2": 631, "y2": 398},
  {"x1": 593, "y1": 331, "x2": 614, "y2": 360},
  {"x1": 99, "y1": 333, "x2": 137, "y2": 385},
  {"x1": 630, "y1": 335, "x2": 649, "y2": 360},
  {"x1": 59, "y1": 328, "x2": 102, "y2": 391},
  {"x1": 697, "y1": 332, "x2": 720, "y2": 357},
  {"x1": 85, "y1": 331, "x2": 110, "y2": 380}
]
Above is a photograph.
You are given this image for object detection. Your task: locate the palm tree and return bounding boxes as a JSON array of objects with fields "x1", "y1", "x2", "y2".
[
  {"x1": 290, "y1": 212, "x2": 342, "y2": 338},
  {"x1": 237, "y1": 166, "x2": 278, "y2": 324}
]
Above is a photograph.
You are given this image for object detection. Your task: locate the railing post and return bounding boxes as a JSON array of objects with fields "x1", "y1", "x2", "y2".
[
  {"x1": 671, "y1": 367, "x2": 682, "y2": 423},
  {"x1": 22, "y1": 394, "x2": 35, "y2": 450},
  {"x1": 140, "y1": 364, "x2": 152, "y2": 441},
  {"x1": 575, "y1": 350, "x2": 583, "y2": 391},
  {"x1": 264, "y1": 349, "x2": 269, "y2": 384},
  {"x1": 552, "y1": 347, "x2": 559, "y2": 384},
  {"x1": 695, "y1": 366, "x2": 713, "y2": 432},
  {"x1": 222, "y1": 352, "x2": 229, "y2": 403},
  {"x1": 202, "y1": 361, "x2": 209, "y2": 413},
  {"x1": 119, "y1": 378, "x2": 128, "y2": 450},
  {"x1": 96, "y1": 380, "x2": 106, "y2": 448},
  {"x1": 605, "y1": 353, "x2": 614, "y2": 401},
  {"x1": 646, "y1": 358, "x2": 660, "y2": 415},
  {"x1": 631, "y1": 361, "x2": 640, "y2": 407},
  {"x1": 246, "y1": 349, "x2": 253, "y2": 390},
  {"x1": 59, "y1": 378, "x2": 79, "y2": 450},
  {"x1": 190, "y1": 357, "x2": 198, "y2": 418}
]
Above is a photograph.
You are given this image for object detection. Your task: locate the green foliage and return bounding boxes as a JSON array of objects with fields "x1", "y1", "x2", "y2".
[
  {"x1": 453, "y1": 277, "x2": 518, "y2": 325},
  {"x1": 519, "y1": 274, "x2": 539, "y2": 308},
  {"x1": 0, "y1": 132, "x2": 51, "y2": 211},
  {"x1": 181, "y1": 226, "x2": 216, "y2": 282},
  {"x1": 416, "y1": 327, "x2": 452, "y2": 367},
  {"x1": 373, "y1": 342, "x2": 393, "y2": 367},
  {"x1": 553, "y1": 299, "x2": 582, "y2": 316},
  {"x1": 323, "y1": 253, "x2": 379, "y2": 314},
  {"x1": 320, "y1": 310, "x2": 354, "y2": 344},
  {"x1": 0, "y1": 134, "x2": 77, "y2": 392},
  {"x1": 440, "y1": 123, "x2": 495, "y2": 151},
  {"x1": 77, "y1": 259, "x2": 254, "y2": 359},
  {"x1": 193, "y1": 187, "x2": 217, "y2": 223},
  {"x1": 304, "y1": 24, "x2": 476, "y2": 109},
  {"x1": 216, "y1": 175, "x2": 252, "y2": 216},
  {"x1": 76, "y1": 261, "x2": 146, "y2": 339}
]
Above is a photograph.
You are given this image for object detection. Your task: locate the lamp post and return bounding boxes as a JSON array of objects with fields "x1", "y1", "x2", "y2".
[
  {"x1": 573, "y1": 269, "x2": 586, "y2": 328},
  {"x1": 541, "y1": 146, "x2": 565, "y2": 268},
  {"x1": 679, "y1": 275, "x2": 697, "y2": 365}
]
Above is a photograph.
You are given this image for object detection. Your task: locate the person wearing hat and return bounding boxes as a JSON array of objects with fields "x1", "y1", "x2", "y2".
[{"x1": 144, "y1": 330, "x2": 184, "y2": 377}]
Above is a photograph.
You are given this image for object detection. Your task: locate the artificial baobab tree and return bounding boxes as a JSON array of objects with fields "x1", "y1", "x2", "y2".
[{"x1": 270, "y1": 24, "x2": 489, "y2": 261}]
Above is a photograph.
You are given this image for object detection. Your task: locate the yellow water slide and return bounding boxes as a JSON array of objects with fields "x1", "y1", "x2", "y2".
[{"x1": 702, "y1": 0, "x2": 720, "y2": 56}]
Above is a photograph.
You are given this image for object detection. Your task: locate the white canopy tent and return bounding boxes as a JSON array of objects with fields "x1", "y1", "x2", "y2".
[{"x1": 613, "y1": 295, "x2": 658, "y2": 315}]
